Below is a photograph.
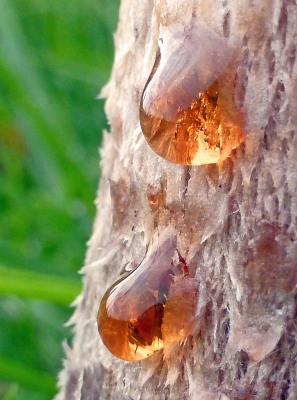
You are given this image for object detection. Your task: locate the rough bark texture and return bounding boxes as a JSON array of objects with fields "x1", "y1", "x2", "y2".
[{"x1": 56, "y1": 0, "x2": 297, "y2": 399}]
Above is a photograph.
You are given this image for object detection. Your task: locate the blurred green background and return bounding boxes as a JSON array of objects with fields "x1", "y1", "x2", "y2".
[{"x1": 0, "y1": 0, "x2": 119, "y2": 398}]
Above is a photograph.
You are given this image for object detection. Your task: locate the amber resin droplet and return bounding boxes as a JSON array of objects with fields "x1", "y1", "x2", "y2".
[
  {"x1": 97, "y1": 235, "x2": 198, "y2": 361},
  {"x1": 139, "y1": 24, "x2": 243, "y2": 165}
]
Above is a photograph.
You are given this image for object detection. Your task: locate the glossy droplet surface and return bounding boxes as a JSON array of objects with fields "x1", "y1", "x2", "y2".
[
  {"x1": 97, "y1": 235, "x2": 198, "y2": 361},
  {"x1": 140, "y1": 24, "x2": 243, "y2": 165}
]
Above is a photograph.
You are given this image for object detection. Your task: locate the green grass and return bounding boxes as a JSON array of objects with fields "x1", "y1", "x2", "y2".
[{"x1": 0, "y1": 0, "x2": 119, "y2": 398}]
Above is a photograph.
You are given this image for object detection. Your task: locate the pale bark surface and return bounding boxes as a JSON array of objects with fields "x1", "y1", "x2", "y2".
[{"x1": 56, "y1": 0, "x2": 297, "y2": 399}]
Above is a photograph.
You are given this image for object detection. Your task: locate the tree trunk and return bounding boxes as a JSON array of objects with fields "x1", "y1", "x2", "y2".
[{"x1": 56, "y1": 0, "x2": 297, "y2": 399}]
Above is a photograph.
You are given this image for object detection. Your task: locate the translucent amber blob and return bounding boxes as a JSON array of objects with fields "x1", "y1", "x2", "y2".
[
  {"x1": 97, "y1": 236, "x2": 198, "y2": 361},
  {"x1": 139, "y1": 24, "x2": 243, "y2": 165}
]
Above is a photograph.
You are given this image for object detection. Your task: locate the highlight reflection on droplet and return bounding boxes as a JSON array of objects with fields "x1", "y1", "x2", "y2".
[
  {"x1": 97, "y1": 235, "x2": 198, "y2": 361},
  {"x1": 140, "y1": 23, "x2": 243, "y2": 165}
]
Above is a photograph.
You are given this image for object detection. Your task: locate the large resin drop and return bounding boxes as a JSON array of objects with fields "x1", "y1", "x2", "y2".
[
  {"x1": 140, "y1": 24, "x2": 243, "y2": 165},
  {"x1": 97, "y1": 235, "x2": 198, "y2": 361}
]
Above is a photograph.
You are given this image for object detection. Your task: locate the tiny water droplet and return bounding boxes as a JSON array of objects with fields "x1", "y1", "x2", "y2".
[
  {"x1": 97, "y1": 234, "x2": 198, "y2": 361},
  {"x1": 140, "y1": 24, "x2": 243, "y2": 165}
]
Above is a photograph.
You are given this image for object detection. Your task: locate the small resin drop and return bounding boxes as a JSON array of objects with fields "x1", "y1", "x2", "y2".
[
  {"x1": 97, "y1": 235, "x2": 198, "y2": 361},
  {"x1": 140, "y1": 24, "x2": 243, "y2": 165}
]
